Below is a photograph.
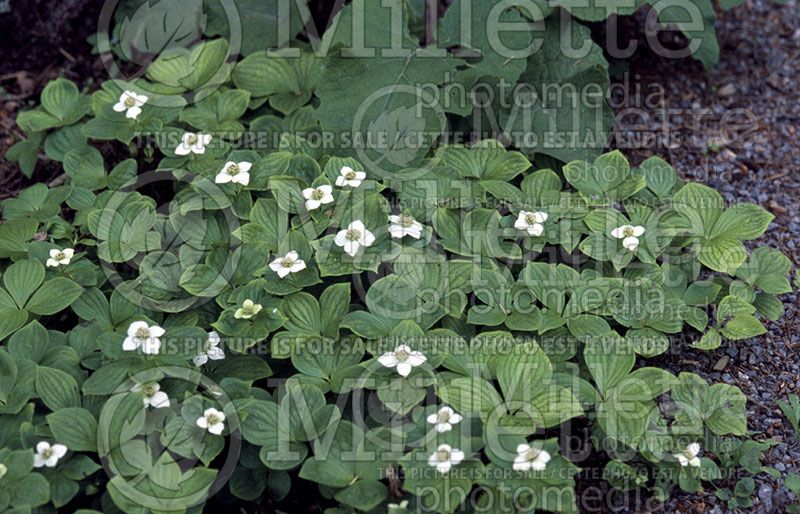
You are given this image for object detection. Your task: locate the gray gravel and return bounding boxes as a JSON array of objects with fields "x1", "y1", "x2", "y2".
[{"x1": 611, "y1": 0, "x2": 800, "y2": 512}]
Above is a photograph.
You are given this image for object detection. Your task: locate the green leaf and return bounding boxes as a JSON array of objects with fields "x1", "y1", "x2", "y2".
[
  {"x1": 319, "y1": 283, "x2": 350, "y2": 337},
  {"x1": 0, "y1": 219, "x2": 38, "y2": 257},
  {"x1": 63, "y1": 146, "x2": 107, "y2": 190},
  {"x1": 501, "y1": 16, "x2": 612, "y2": 163},
  {"x1": 640, "y1": 156, "x2": 677, "y2": 197},
  {"x1": 437, "y1": 377, "x2": 504, "y2": 422},
  {"x1": 35, "y1": 365, "x2": 81, "y2": 410},
  {"x1": 47, "y1": 407, "x2": 98, "y2": 452},
  {"x1": 16, "y1": 109, "x2": 61, "y2": 132},
  {"x1": 720, "y1": 315, "x2": 767, "y2": 341},
  {"x1": 315, "y1": 0, "x2": 462, "y2": 172},
  {"x1": 41, "y1": 78, "x2": 80, "y2": 120},
  {"x1": 683, "y1": 280, "x2": 722, "y2": 306},
  {"x1": 6, "y1": 133, "x2": 44, "y2": 177},
  {"x1": 440, "y1": 141, "x2": 530, "y2": 181},
  {"x1": 706, "y1": 384, "x2": 748, "y2": 435},
  {"x1": 0, "y1": 348, "x2": 18, "y2": 404},
  {"x1": 699, "y1": 237, "x2": 746, "y2": 275},
  {"x1": 282, "y1": 292, "x2": 321, "y2": 334},
  {"x1": 674, "y1": 183, "x2": 725, "y2": 235},
  {"x1": 25, "y1": 277, "x2": 84, "y2": 315},
  {"x1": 584, "y1": 338, "x2": 635, "y2": 397},
  {"x1": 8, "y1": 320, "x2": 48, "y2": 362},
  {"x1": 711, "y1": 204, "x2": 773, "y2": 241},
  {"x1": 334, "y1": 478, "x2": 388, "y2": 511},
  {"x1": 656, "y1": 0, "x2": 719, "y2": 70},
  {"x1": 693, "y1": 329, "x2": 722, "y2": 350},
  {"x1": 233, "y1": 51, "x2": 322, "y2": 114},
  {"x1": 3, "y1": 259, "x2": 45, "y2": 308}
]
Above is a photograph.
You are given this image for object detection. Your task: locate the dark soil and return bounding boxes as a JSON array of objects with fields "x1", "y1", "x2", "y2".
[
  {"x1": 0, "y1": 0, "x2": 106, "y2": 197},
  {"x1": 1, "y1": 0, "x2": 798, "y2": 513},
  {"x1": 608, "y1": 1, "x2": 800, "y2": 512}
]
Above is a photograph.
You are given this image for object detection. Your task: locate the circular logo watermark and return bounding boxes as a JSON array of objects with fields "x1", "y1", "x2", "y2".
[
  {"x1": 97, "y1": 366, "x2": 241, "y2": 511},
  {"x1": 352, "y1": 84, "x2": 448, "y2": 181},
  {"x1": 96, "y1": 0, "x2": 243, "y2": 105},
  {"x1": 95, "y1": 169, "x2": 242, "y2": 312}
]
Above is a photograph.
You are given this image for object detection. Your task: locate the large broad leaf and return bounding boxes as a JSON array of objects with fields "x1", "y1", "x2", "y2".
[
  {"x1": 673, "y1": 182, "x2": 725, "y2": 236},
  {"x1": 25, "y1": 278, "x2": 84, "y2": 316},
  {"x1": 437, "y1": 377, "x2": 504, "y2": 422},
  {"x1": 437, "y1": 0, "x2": 535, "y2": 115},
  {"x1": 315, "y1": 0, "x2": 462, "y2": 176},
  {"x1": 498, "y1": 14, "x2": 612, "y2": 163},
  {"x1": 3, "y1": 259, "x2": 45, "y2": 308},
  {"x1": 710, "y1": 203, "x2": 773, "y2": 241},
  {"x1": 550, "y1": 0, "x2": 720, "y2": 69},
  {"x1": 205, "y1": 0, "x2": 306, "y2": 56},
  {"x1": 232, "y1": 51, "x2": 323, "y2": 114},
  {"x1": 698, "y1": 237, "x2": 746, "y2": 275},
  {"x1": 47, "y1": 408, "x2": 98, "y2": 452},
  {"x1": 119, "y1": 0, "x2": 207, "y2": 64}
]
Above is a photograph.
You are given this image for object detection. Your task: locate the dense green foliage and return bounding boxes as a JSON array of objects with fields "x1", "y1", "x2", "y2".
[{"x1": 2, "y1": 0, "x2": 792, "y2": 513}]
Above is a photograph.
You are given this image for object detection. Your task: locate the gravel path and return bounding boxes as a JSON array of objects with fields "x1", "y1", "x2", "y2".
[{"x1": 611, "y1": 1, "x2": 800, "y2": 511}]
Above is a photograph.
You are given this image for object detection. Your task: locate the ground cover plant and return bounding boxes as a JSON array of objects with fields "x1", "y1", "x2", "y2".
[{"x1": 1, "y1": 0, "x2": 795, "y2": 512}]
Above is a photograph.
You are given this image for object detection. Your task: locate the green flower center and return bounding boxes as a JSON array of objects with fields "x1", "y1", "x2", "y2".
[
  {"x1": 525, "y1": 213, "x2": 538, "y2": 225},
  {"x1": 227, "y1": 163, "x2": 240, "y2": 175},
  {"x1": 395, "y1": 349, "x2": 409, "y2": 362},
  {"x1": 280, "y1": 258, "x2": 294, "y2": 268},
  {"x1": 207, "y1": 414, "x2": 220, "y2": 425},
  {"x1": 242, "y1": 305, "x2": 254, "y2": 315},
  {"x1": 346, "y1": 229, "x2": 362, "y2": 241},
  {"x1": 345, "y1": 171, "x2": 357, "y2": 180},
  {"x1": 437, "y1": 410, "x2": 451, "y2": 423},
  {"x1": 54, "y1": 251, "x2": 66, "y2": 260},
  {"x1": 41, "y1": 448, "x2": 53, "y2": 459},
  {"x1": 524, "y1": 448, "x2": 541, "y2": 461},
  {"x1": 135, "y1": 327, "x2": 150, "y2": 339},
  {"x1": 399, "y1": 214, "x2": 415, "y2": 228},
  {"x1": 623, "y1": 227, "x2": 635, "y2": 237},
  {"x1": 187, "y1": 134, "x2": 198, "y2": 145},
  {"x1": 436, "y1": 449, "x2": 450, "y2": 461},
  {"x1": 143, "y1": 383, "x2": 157, "y2": 396},
  {"x1": 124, "y1": 96, "x2": 136, "y2": 107},
  {"x1": 311, "y1": 189, "x2": 324, "y2": 200}
]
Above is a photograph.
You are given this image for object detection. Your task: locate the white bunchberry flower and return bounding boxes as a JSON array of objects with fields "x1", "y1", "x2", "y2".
[
  {"x1": 335, "y1": 166, "x2": 365, "y2": 188},
  {"x1": 378, "y1": 344, "x2": 427, "y2": 377},
  {"x1": 112, "y1": 90, "x2": 148, "y2": 120},
  {"x1": 234, "y1": 299, "x2": 262, "y2": 319},
  {"x1": 193, "y1": 331, "x2": 225, "y2": 366},
  {"x1": 302, "y1": 185, "x2": 334, "y2": 210},
  {"x1": 33, "y1": 442, "x2": 67, "y2": 468},
  {"x1": 175, "y1": 132, "x2": 212, "y2": 156},
  {"x1": 132, "y1": 382, "x2": 170, "y2": 409},
  {"x1": 46, "y1": 247, "x2": 74, "y2": 267},
  {"x1": 268, "y1": 251, "x2": 307, "y2": 278},
  {"x1": 514, "y1": 210, "x2": 548, "y2": 237},
  {"x1": 426, "y1": 406, "x2": 463, "y2": 433},
  {"x1": 389, "y1": 214, "x2": 423, "y2": 239},
  {"x1": 0, "y1": 463, "x2": 6, "y2": 479},
  {"x1": 388, "y1": 500, "x2": 409, "y2": 512},
  {"x1": 334, "y1": 220, "x2": 375, "y2": 256},
  {"x1": 513, "y1": 443, "x2": 551, "y2": 471},
  {"x1": 427, "y1": 444, "x2": 465, "y2": 474},
  {"x1": 196, "y1": 407, "x2": 225, "y2": 435},
  {"x1": 122, "y1": 321, "x2": 164, "y2": 354},
  {"x1": 215, "y1": 161, "x2": 252, "y2": 186},
  {"x1": 611, "y1": 224, "x2": 645, "y2": 252},
  {"x1": 674, "y1": 443, "x2": 701, "y2": 467}
]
